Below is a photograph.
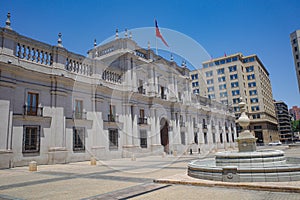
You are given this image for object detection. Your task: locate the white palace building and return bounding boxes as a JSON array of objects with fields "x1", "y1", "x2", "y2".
[{"x1": 0, "y1": 14, "x2": 236, "y2": 168}]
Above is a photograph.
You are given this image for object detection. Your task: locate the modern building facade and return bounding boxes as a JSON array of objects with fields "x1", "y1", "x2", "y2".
[
  {"x1": 274, "y1": 100, "x2": 292, "y2": 142},
  {"x1": 190, "y1": 53, "x2": 279, "y2": 144},
  {"x1": 290, "y1": 30, "x2": 300, "y2": 93},
  {"x1": 0, "y1": 14, "x2": 236, "y2": 169},
  {"x1": 289, "y1": 106, "x2": 300, "y2": 121}
]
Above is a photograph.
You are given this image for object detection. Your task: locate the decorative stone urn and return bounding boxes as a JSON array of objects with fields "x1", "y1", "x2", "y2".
[{"x1": 236, "y1": 99, "x2": 257, "y2": 152}]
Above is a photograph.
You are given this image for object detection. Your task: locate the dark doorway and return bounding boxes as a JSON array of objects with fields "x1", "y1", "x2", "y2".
[
  {"x1": 255, "y1": 131, "x2": 264, "y2": 145},
  {"x1": 160, "y1": 118, "x2": 169, "y2": 153}
]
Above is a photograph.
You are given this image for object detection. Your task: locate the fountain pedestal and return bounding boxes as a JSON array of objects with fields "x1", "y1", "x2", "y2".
[
  {"x1": 236, "y1": 100, "x2": 257, "y2": 152},
  {"x1": 237, "y1": 130, "x2": 256, "y2": 152}
]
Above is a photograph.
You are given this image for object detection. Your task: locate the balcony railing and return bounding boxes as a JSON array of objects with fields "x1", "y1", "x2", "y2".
[
  {"x1": 138, "y1": 87, "x2": 146, "y2": 94},
  {"x1": 203, "y1": 124, "x2": 207, "y2": 129},
  {"x1": 161, "y1": 94, "x2": 167, "y2": 100},
  {"x1": 180, "y1": 121, "x2": 185, "y2": 127},
  {"x1": 73, "y1": 111, "x2": 87, "y2": 120},
  {"x1": 23, "y1": 105, "x2": 43, "y2": 116},
  {"x1": 108, "y1": 114, "x2": 116, "y2": 122},
  {"x1": 138, "y1": 117, "x2": 148, "y2": 124}
]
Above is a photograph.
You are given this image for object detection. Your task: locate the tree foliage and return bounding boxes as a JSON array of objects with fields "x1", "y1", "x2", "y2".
[{"x1": 292, "y1": 120, "x2": 300, "y2": 132}]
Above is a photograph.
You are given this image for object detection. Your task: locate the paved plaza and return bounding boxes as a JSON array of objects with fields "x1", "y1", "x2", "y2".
[{"x1": 1, "y1": 146, "x2": 300, "y2": 199}]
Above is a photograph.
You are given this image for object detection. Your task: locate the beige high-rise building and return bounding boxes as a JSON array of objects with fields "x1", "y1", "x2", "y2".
[
  {"x1": 290, "y1": 30, "x2": 300, "y2": 93},
  {"x1": 190, "y1": 53, "x2": 279, "y2": 144}
]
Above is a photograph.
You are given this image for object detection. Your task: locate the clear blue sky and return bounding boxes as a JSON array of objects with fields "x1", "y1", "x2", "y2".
[{"x1": 1, "y1": 0, "x2": 300, "y2": 107}]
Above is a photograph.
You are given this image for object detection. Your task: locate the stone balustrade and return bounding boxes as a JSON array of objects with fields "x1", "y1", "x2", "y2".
[
  {"x1": 102, "y1": 69, "x2": 122, "y2": 84},
  {"x1": 15, "y1": 41, "x2": 53, "y2": 66},
  {"x1": 65, "y1": 57, "x2": 93, "y2": 76}
]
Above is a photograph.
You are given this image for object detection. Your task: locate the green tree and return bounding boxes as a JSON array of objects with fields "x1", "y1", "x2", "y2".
[{"x1": 292, "y1": 120, "x2": 300, "y2": 132}]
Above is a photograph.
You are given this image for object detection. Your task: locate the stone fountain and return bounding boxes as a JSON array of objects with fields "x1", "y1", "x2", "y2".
[{"x1": 188, "y1": 100, "x2": 300, "y2": 182}]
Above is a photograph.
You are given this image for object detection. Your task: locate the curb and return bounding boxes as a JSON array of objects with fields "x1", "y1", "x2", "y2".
[{"x1": 153, "y1": 178, "x2": 300, "y2": 193}]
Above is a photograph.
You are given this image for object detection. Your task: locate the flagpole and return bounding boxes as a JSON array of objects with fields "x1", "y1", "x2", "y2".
[{"x1": 155, "y1": 34, "x2": 158, "y2": 55}]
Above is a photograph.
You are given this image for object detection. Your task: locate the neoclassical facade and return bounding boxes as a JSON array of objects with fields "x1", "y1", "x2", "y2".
[{"x1": 0, "y1": 16, "x2": 236, "y2": 168}]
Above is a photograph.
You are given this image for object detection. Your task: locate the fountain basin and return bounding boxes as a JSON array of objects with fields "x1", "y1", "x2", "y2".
[{"x1": 188, "y1": 150, "x2": 300, "y2": 182}]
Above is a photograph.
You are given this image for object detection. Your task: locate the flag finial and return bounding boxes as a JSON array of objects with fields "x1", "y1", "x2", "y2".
[
  {"x1": 57, "y1": 33, "x2": 63, "y2": 47},
  {"x1": 5, "y1": 12, "x2": 12, "y2": 30},
  {"x1": 115, "y1": 29, "x2": 119, "y2": 40},
  {"x1": 125, "y1": 28, "x2": 128, "y2": 38}
]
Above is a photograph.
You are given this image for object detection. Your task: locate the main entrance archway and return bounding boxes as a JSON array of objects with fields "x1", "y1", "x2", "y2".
[{"x1": 160, "y1": 118, "x2": 169, "y2": 153}]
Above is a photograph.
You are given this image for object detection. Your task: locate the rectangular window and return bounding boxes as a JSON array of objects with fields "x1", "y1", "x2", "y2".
[
  {"x1": 204, "y1": 132, "x2": 208, "y2": 144},
  {"x1": 246, "y1": 66, "x2": 254, "y2": 72},
  {"x1": 249, "y1": 57, "x2": 255, "y2": 62},
  {"x1": 230, "y1": 74, "x2": 238, "y2": 80},
  {"x1": 109, "y1": 104, "x2": 116, "y2": 122},
  {"x1": 73, "y1": 127, "x2": 85, "y2": 151},
  {"x1": 207, "y1": 86, "x2": 214, "y2": 92},
  {"x1": 208, "y1": 94, "x2": 215, "y2": 99},
  {"x1": 295, "y1": 46, "x2": 298, "y2": 52},
  {"x1": 191, "y1": 74, "x2": 198, "y2": 80},
  {"x1": 218, "y1": 76, "x2": 226, "y2": 82},
  {"x1": 26, "y1": 92, "x2": 39, "y2": 116},
  {"x1": 207, "y1": 79, "x2": 214, "y2": 85},
  {"x1": 109, "y1": 129, "x2": 118, "y2": 150},
  {"x1": 140, "y1": 130, "x2": 147, "y2": 148},
  {"x1": 249, "y1": 90, "x2": 257, "y2": 96},
  {"x1": 220, "y1": 133, "x2": 223, "y2": 143},
  {"x1": 181, "y1": 132, "x2": 186, "y2": 145},
  {"x1": 293, "y1": 39, "x2": 297, "y2": 44},
  {"x1": 247, "y1": 74, "x2": 255, "y2": 80},
  {"x1": 248, "y1": 82, "x2": 256, "y2": 87},
  {"x1": 194, "y1": 132, "x2": 198, "y2": 144},
  {"x1": 220, "y1": 60, "x2": 225, "y2": 64},
  {"x1": 234, "y1": 107, "x2": 240, "y2": 112},
  {"x1": 296, "y1": 54, "x2": 299, "y2": 59},
  {"x1": 250, "y1": 98, "x2": 258, "y2": 103},
  {"x1": 217, "y1": 68, "x2": 225, "y2": 75},
  {"x1": 221, "y1": 100, "x2": 228, "y2": 105},
  {"x1": 226, "y1": 58, "x2": 232, "y2": 63},
  {"x1": 252, "y1": 114, "x2": 261, "y2": 119},
  {"x1": 232, "y1": 56, "x2": 238, "y2": 61},
  {"x1": 193, "y1": 89, "x2": 199, "y2": 94},
  {"x1": 219, "y1": 84, "x2": 226, "y2": 90},
  {"x1": 205, "y1": 71, "x2": 213, "y2": 77},
  {"x1": 228, "y1": 65, "x2": 237, "y2": 72},
  {"x1": 251, "y1": 106, "x2": 260, "y2": 111},
  {"x1": 74, "y1": 100, "x2": 83, "y2": 119},
  {"x1": 232, "y1": 98, "x2": 240, "y2": 104},
  {"x1": 220, "y1": 91, "x2": 228, "y2": 98},
  {"x1": 232, "y1": 90, "x2": 240, "y2": 96},
  {"x1": 231, "y1": 82, "x2": 239, "y2": 88},
  {"x1": 23, "y1": 126, "x2": 40, "y2": 153},
  {"x1": 192, "y1": 81, "x2": 199, "y2": 87}
]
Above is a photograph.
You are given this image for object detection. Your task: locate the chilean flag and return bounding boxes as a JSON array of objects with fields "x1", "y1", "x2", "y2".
[{"x1": 155, "y1": 19, "x2": 169, "y2": 47}]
